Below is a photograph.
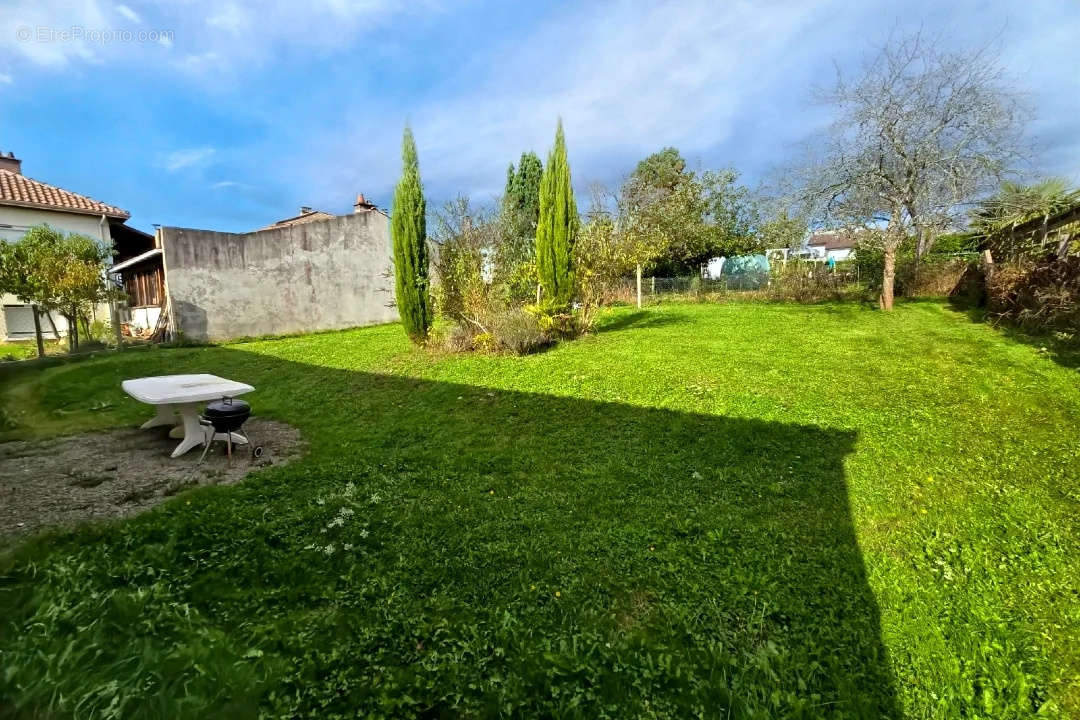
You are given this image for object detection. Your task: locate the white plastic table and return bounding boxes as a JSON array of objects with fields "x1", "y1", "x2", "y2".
[{"x1": 122, "y1": 374, "x2": 255, "y2": 458}]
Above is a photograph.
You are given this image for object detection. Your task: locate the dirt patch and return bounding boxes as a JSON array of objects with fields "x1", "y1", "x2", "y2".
[{"x1": 0, "y1": 418, "x2": 304, "y2": 542}]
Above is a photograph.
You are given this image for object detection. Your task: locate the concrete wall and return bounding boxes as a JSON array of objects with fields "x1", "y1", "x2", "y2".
[
  {"x1": 0, "y1": 206, "x2": 111, "y2": 340},
  {"x1": 161, "y1": 211, "x2": 397, "y2": 342}
]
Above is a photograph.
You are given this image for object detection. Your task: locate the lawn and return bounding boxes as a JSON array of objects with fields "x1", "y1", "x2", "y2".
[
  {"x1": 1, "y1": 301, "x2": 1078, "y2": 719},
  {"x1": 0, "y1": 339, "x2": 64, "y2": 362}
]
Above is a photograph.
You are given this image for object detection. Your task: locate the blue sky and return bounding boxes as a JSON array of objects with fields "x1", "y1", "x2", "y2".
[{"x1": 1, "y1": 0, "x2": 1077, "y2": 233}]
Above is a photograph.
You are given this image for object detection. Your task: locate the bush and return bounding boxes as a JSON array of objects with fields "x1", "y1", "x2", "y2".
[
  {"x1": 764, "y1": 260, "x2": 862, "y2": 302},
  {"x1": 435, "y1": 308, "x2": 552, "y2": 356},
  {"x1": 490, "y1": 307, "x2": 553, "y2": 354},
  {"x1": 986, "y1": 257, "x2": 1080, "y2": 336},
  {"x1": 856, "y1": 243, "x2": 975, "y2": 298}
]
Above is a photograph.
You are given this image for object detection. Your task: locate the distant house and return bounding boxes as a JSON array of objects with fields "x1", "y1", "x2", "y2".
[
  {"x1": 110, "y1": 193, "x2": 397, "y2": 342},
  {"x1": 807, "y1": 230, "x2": 860, "y2": 261},
  {"x1": 0, "y1": 151, "x2": 145, "y2": 341},
  {"x1": 258, "y1": 206, "x2": 337, "y2": 230}
]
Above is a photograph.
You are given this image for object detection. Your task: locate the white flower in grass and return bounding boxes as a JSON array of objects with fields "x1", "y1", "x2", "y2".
[
  {"x1": 344, "y1": 543, "x2": 354, "y2": 551},
  {"x1": 369, "y1": 492, "x2": 382, "y2": 504},
  {"x1": 358, "y1": 528, "x2": 370, "y2": 539},
  {"x1": 324, "y1": 544, "x2": 335, "y2": 556}
]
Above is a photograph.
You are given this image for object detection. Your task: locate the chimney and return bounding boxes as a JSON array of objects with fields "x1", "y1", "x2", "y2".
[
  {"x1": 300, "y1": 206, "x2": 312, "y2": 214},
  {"x1": 353, "y1": 193, "x2": 375, "y2": 213},
  {"x1": 0, "y1": 151, "x2": 22, "y2": 174}
]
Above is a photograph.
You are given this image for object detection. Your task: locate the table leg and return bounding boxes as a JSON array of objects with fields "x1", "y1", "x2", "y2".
[
  {"x1": 171, "y1": 403, "x2": 207, "y2": 458},
  {"x1": 140, "y1": 403, "x2": 176, "y2": 430}
]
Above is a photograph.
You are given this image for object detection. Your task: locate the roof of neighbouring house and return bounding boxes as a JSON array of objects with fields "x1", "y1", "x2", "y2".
[
  {"x1": 0, "y1": 169, "x2": 130, "y2": 219},
  {"x1": 259, "y1": 208, "x2": 337, "y2": 230},
  {"x1": 807, "y1": 231, "x2": 859, "y2": 250}
]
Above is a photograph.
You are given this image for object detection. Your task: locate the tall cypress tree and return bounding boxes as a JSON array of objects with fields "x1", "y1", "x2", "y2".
[
  {"x1": 391, "y1": 126, "x2": 431, "y2": 342},
  {"x1": 535, "y1": 120, "x2": 577, "y2": 307}
]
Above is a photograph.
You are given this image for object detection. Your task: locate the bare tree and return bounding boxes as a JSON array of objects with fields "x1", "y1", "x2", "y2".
[{"x1": 792, "y1": 32, "x2": 1027, "y2": 309}]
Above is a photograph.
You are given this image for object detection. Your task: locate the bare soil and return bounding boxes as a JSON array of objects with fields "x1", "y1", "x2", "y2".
[{"x1": 0, "y1": 418, "x2": 304, "y2": 541}]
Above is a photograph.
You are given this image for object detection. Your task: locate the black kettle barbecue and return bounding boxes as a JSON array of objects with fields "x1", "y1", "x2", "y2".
[{"x1": 199, "y1": 397, "x2": 263, "y2": 463}]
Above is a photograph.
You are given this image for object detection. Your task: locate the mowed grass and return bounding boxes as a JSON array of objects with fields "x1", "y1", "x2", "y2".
[{"x1": 1, "y1": 301, "x2": 1078, "y2": 718}]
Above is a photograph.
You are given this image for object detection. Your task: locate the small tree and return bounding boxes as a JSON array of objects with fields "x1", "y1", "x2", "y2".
[
  {"x1": 391, "y1": 126, "x2": 431, "y2": 343},
  {"x1": 574, "y1": 184, "x2": 624, "y2": 324},
  {"x1": 431, "y1": 196, "x2": 500, "y2": 329},
  {"x1": 535, "y1": 119, "x2": 578, "y2": 308},
  {"x1": 757, "y1": 210, "x2": 808, "y2": 253},
  {"x1": 503, "y1": 152, "x2": 543, "y2": 244},
  {"x1": 495, "y1": 152, "x2": 543, "y2": 302},
  {"x1": 1, "y1": 225, "x2": 106, "y2": 357},
  {"x1": 50, "y1": 232, "x2": 114, "y2": 352}
]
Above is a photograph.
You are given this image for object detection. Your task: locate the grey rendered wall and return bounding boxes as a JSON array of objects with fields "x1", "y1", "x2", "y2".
[{"x1": 161, "y1": 212, "x2": 397, "y2": 342}]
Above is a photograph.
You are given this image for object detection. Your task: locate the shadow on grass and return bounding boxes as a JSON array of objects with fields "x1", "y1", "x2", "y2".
[
  {"x1": 594, "y1": 308, "x2": 688, "y2": 334},
  {"x1": 0, "y1": 347, "x2": 900, "y2": 718}
]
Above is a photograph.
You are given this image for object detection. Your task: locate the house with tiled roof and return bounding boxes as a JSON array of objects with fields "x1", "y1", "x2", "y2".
[
  {"x1": 0, "y1": 151, "x2": 147, "y2": 341},
  {"x1": 807, "y1": 230, "x2": 861, "y2": 261}
]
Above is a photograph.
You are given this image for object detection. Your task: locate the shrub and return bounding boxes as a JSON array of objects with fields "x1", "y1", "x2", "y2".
[
  {"x1": 764, "y1": 260, "x2": 861, "y2": 302},
  {"x1": 432, "y1": 307, "x2": 552, "y2": 356},
  {"x1": 857, "y1": 243, "x2": 974, "y2": 298},
  {"x1": 986, "y1": 257, "x2": 1080, "y2": 336},
  {"x1": 489, "y1": 307, "x2": 553, "y2": 354}
]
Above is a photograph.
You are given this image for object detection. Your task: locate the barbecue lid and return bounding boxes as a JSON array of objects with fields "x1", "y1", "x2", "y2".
[{"x1": 204, "y1": 397, "x2": 251, "y2": 418}]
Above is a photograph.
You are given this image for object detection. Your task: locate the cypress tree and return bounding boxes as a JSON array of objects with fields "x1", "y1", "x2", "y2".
[
  {"x1": 509, "y1": 152, "x2": 543, "y2": 238},
  {"x1": 391, "y1": 126, "x2": 431, "y2": 342},
  {"x1": 535, "y1": 120, "x2": 577, "y2": 307}
]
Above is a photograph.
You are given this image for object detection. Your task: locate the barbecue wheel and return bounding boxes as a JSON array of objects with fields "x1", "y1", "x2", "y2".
[{"x1": 252, "y1": 445, "x2": 264, "y2": 459}]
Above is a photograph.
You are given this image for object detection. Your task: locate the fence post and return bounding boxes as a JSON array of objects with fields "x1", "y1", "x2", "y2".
[{"x1": 636, "y1": 264, "x2": 642, "y2": 309}]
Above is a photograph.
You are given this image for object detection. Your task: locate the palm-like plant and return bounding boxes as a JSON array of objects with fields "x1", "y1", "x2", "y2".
[{"x1": 971, "y1": 179, "x2": 1080, "y2": 260}]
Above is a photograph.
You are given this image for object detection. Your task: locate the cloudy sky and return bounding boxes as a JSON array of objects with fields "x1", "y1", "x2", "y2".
[{"x1": 0, "y1": 0, "x2": 1077, "y2": 233}]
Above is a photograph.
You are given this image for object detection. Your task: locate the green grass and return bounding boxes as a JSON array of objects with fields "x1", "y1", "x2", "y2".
[
  {"x1": 0, "y1": 339, "x2": 64, "y2": 362},
  {"x1": 1, "y1": 301, "x2": 1078, "y2": 718}
]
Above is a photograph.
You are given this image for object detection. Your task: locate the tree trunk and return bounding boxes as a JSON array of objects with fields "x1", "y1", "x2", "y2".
[
  {"x1": 111, "y1": 300, "x2": 124, "y2": 350},
  {"x1": 31, "y1": 305, "x2": 45, "y2": 359},
  {"x1": 880, "y1": 244, "x2": 896, "y2": 311},
  {"x1": 636, "y1": 264, "x2": 643, "y2": 309},
  {"x1": 66, "y1": 313, "x2": 79, "y2": 353}
]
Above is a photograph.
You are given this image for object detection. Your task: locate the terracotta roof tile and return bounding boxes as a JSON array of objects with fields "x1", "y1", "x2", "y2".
[
  {"x1": 259, "y1": 209, "x2": 336, "y2": 231},
  {"x1": 0, "y1": 169, "x2": 129, "y2": 219}
]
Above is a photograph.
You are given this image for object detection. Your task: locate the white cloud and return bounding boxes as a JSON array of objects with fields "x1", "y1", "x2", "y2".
[
  {"x1": 0, "y1": 0, "x2": 109, "y2": 67},
  {"x1": 115, "y1": 4, "x2": 140, "y2": 23},
  {"x1": 0, "y1": 72, "x2": 12, "y2": 84},
  {"x1": 211, "y1": 180, "x2": 248, "y2": 189},
  {"x1": 164, "y1": 147, "x2": 216, "y2": 172},
  {"x1": 0, "y1": 0, "x2": 427, "y2": 75},
  {"x1": 178, "y1": 51, "x2": 222, "y2": 72},
  {"x1": 310, "y1": 0, "x2": 837, "y2": 204},
  {"x1": 206, "y1": 4, "x2": 250, "y2": 34}
]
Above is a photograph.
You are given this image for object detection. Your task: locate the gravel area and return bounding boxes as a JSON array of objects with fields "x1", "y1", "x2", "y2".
[{"x1": 0, "y1": 418, "x2": 304, "y2": 541}]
